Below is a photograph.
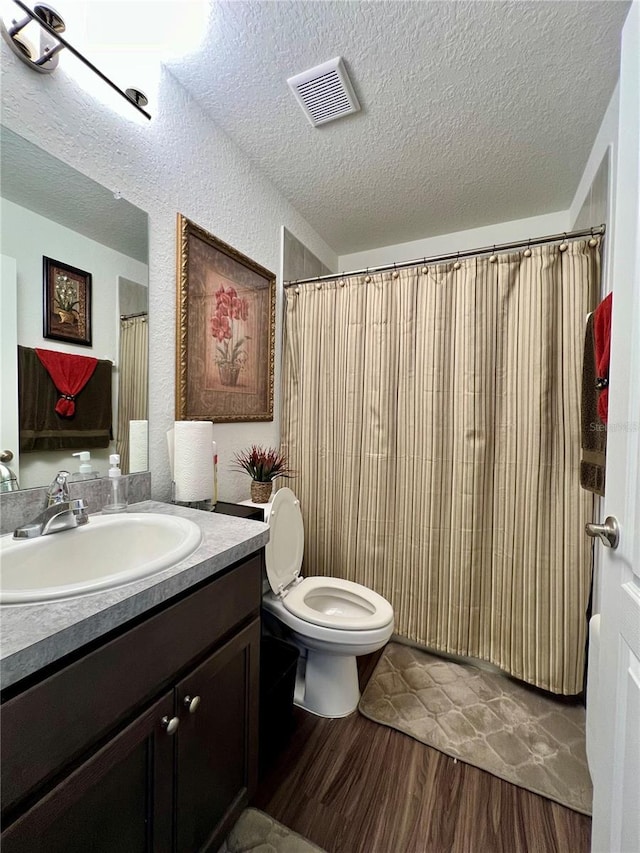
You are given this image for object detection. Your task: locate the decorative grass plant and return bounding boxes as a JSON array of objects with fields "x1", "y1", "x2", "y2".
[
  {"x1": 233, "y1": 446, "x2": 294, "y2": 482},
  {"x1": 233, "y1": 446, "x2": 293, "y2": 503}
]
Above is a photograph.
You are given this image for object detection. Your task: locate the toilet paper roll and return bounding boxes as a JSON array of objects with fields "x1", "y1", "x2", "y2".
[
  {"x1": 129, "y1": 420, "x2": 148, "y2": 473},
  {"x1": 173, "y1": 421, "x2": 214, "y2": 502}
]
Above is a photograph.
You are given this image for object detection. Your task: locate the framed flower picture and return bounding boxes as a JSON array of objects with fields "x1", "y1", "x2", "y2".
[
  {"x1": 176, "y1": 214, "x2": 276, "y2": 422},
  {"x1": 43, "y1": 257, "x2": 92, "y2": 347}
]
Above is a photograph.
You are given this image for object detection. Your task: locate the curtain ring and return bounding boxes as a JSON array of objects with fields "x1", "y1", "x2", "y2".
[
  {"x1": 559, "y1": 233, "x2": 568, "y2": 252},
  {"x1": 421, "y1": 258, "x2": 428, "y2": 275},
  {"x1": 453, "y1": 251, "x2": 461, "y2": 271},
  {"x1": 524, "y1": 239, "x2": 532, "y2": 258},
  {"x1": 489, "y1": 246, "x2": 497, "y2": 263},
  {"x1": 364, "y1": 267, "x2": 371, "y2": 284},
  {"x1": 588, "y1": 228, "x2": 598, "y2": 248},
  {"x1": 339, "y1": 274, "x2": 345, "y2": 287},
  {"x1": 392, "y1": 262, "x2": 399, "y2": 280}
]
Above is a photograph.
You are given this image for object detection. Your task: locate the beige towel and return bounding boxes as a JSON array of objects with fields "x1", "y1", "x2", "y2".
[{"x1": 580, "y1": 314, "x2": 606, "y2": 495}]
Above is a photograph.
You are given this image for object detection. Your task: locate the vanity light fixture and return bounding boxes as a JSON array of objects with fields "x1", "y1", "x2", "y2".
[
  {"x1": 1, "y1": 1, "x2": 65, "y2": 70},
  {"x1": 1, "y1": 0, "x2": 151, "y2": 120}
]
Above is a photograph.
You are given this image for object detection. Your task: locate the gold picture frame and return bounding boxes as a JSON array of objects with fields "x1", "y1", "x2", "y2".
[{"x1": 176, "y1": 214, "x2": 276, "y2": 422}]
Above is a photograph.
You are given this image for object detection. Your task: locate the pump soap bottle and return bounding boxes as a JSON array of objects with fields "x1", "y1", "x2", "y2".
[
  {"x1": 103, "y1": 454, "x2": 127, "y2": 513},
  {"x1": 71, "y1": 451, "x2": 98, "y2": 481}
]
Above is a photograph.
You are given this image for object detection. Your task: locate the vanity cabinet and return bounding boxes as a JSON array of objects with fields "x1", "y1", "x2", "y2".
[
  {"x1": 1, "y1": 554, "x2": 262, "y2": 853},
  {"x1": 2, "y1": 691, "x2": 175, "y2": 853}
]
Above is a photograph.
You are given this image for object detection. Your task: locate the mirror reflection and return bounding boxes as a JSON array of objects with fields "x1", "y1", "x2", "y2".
[{"x1": 0, "y1": 126, "x2": 149, "y2": 489}]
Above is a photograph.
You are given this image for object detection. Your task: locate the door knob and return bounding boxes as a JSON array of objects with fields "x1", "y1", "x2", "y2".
[
  {"x1": 585, "y1": 516, "x2": 620, "y2": 549},
  {"x1": 183, "y1": 694, "x2": 201, "y2": 714},
  {"x1": 0, "y1": 450, "x2": 13, "y2": 463},
  {"x1": 161, "y1": 715, "x2": 180, "y2": 735}
]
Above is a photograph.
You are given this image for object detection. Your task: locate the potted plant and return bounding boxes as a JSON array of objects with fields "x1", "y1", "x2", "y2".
[{"x1": 233, "y1": 445, "x2": 293, "y2": 503}]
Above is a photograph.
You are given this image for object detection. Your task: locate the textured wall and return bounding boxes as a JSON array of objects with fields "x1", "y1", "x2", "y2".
[
  {"x1": 569, "y1": 87, "x2": 619, "y2": 231},
  {"x1": 338, "y1": 211, "x2": 570, "y2": 271},
  {"x1": 1, "y1": 54, "x2": 337, "y2": 502}
]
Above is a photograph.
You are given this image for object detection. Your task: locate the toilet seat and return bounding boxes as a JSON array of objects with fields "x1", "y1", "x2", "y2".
[
  {"x1": 283, "y1": 576, "x2": 394, "y2": 631},
  {"x1": 265, "y1": 488, "x2": 393, "y2": 632}
]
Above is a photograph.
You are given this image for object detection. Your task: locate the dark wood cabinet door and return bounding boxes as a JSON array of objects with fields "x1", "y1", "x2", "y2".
[
  {"x1": 174, "y1": 618, "x2": 260, "y2": 853},
  {"x1": 1, "y1": 692, "x2": 174, "y2": 853}
]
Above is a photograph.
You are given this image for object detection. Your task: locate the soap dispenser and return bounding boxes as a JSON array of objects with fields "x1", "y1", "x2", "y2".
[
  {"x1": 71, "y1": 451, "x2": 98, "y2": 481},
  {"x1": 103, "y1": 454, "x2": 127, "y2": 513}
]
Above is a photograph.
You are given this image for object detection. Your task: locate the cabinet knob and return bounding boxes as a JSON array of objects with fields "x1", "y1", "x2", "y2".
[
  {"x1": 161, "y1": 715, "x2": 180, "y2": 735},
  {"x1": 183, "y1": 694, "x2": 201, "y2": 714}
]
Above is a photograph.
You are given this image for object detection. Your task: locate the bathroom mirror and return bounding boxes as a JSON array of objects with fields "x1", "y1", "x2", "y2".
[{"x1": 0, "y1": 125, "x2": 149, "y2": 489}]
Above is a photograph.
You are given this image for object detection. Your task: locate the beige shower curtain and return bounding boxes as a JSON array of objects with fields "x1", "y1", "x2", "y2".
[
  {"x1": 281, "y1": 240, "x2": 600, "y2": 694},
  {"x1": 116, "y1": 314, "x2": 148, "y2": 473}
]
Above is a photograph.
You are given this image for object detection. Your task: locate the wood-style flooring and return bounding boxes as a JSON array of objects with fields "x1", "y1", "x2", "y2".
[{"x1": 254, "y1": 652, "x2": 591, "y2": 853}]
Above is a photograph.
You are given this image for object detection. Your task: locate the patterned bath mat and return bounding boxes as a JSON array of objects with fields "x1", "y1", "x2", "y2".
[
  {"x1": 218, "y1": 808, "x2": 327, "y2": 853},
  {"x1": 359, "y1": 643, "x2": 592, "y2": 815}
]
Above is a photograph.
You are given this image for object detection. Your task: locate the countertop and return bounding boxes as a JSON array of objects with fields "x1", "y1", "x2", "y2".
[{"x1": 0, "y1": 501, "x2": 269, "y2": 690}]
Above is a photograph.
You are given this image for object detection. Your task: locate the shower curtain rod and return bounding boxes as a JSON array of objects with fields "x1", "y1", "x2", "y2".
[
  {"x1": 120, "y1": 311, "x2": 148, "y2": 320},
  {"x1": 284, "y1": 224, "x2": 606, "y2": 287}
]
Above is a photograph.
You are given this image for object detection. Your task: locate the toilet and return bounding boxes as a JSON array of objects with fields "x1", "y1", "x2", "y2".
[{"x1": 260, "y1": 487, "x2": 394, "y2": 718}]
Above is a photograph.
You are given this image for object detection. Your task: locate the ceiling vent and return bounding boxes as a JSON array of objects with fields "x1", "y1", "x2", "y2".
[{"x1": 287, "y1": 57, "x2": 360, "y2": 127}]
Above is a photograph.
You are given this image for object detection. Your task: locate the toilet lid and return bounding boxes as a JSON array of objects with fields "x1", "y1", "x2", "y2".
[{"x1": 265, "y1": 487, "x2": 304, "y2": 594}]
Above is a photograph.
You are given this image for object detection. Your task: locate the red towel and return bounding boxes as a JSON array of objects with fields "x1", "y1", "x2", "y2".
[
  {"x1": 35, "y1": 349, "x2": 98, "y2": 417},
  {"x1": 593, "y1": 292, "x2": 612, "y2": 425}
]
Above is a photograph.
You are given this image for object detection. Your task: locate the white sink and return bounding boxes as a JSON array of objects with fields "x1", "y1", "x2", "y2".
[{"x1": 0, "y1": 513, "x2": 202, "y2": 604}]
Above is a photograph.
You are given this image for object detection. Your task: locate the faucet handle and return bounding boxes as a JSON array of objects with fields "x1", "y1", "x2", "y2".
[{"x1": 47, "y1": 470, "x2": 71, "y2": 506}]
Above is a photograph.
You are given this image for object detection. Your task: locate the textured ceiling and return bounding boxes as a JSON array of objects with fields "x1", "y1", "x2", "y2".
[
  {"x1": 168, "y1": 0, "x2": 629, "y2": 254},
  {"x1": 0, "y1": 127, "x2": 148, "y2": 263}
]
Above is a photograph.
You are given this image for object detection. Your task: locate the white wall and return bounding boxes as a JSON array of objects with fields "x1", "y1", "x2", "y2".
[
  {"x1": 0, "y1": 198, "x2": 148, "y2": 488},
  {"x1": 569, "y1": 85, "x2": 619, "y2": 232},
  {"x1": 338, "y1": 211, "x2": 570, "y2": 271},
  {"x1": 1, "y1": 51, "x2": 338, "y2": 502},
  {"x1": 569, "y1": 86, "x2": 619, "y2": 307}
]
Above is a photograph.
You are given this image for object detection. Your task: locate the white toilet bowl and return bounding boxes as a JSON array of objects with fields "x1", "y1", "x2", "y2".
[{"x1": 260, "y1": 488, "x2": 394, "y2": 718}]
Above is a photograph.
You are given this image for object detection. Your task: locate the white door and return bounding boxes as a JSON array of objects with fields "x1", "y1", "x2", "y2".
[
  {"x1": 0, "y1": 254, "x2": 19, "y2": 480},
  {"x1": 589, "y1": 3, "x2": 640, "y2": 851}
]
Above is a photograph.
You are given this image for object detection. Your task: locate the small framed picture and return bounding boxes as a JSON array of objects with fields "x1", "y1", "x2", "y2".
[
  {"x1": 43, "y1": 257, "x2": 92, "y2": 347},
  {"x1": 176, "y1": 214, "x2": 276, "y2": 422}
]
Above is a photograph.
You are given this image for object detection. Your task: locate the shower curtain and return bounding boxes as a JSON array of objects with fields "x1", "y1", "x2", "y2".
[
  {"x1": 281, "y1": 240, "x2": 600, "y2": 694},
  {"x1": 116, "y1": 314, "x2": 148, "y2": 473}
]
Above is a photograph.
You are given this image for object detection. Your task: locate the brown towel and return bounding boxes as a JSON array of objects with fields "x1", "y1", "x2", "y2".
[
  {"x1": 18, "y1": 345, "x2": 113, "y2": 452},
  {"x1": 580, "y1": 315, "x2": 606, "y2": 495}
]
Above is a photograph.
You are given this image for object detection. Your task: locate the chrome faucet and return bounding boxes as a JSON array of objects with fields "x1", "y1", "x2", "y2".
[
  {"x1": 13, "y1": 471, "x2": 89, "y2": 540},
  {"x1": 47, "y1": 470, "x2": 71, "y2": 506},
  {"x1": 0, "y1": 450, "x2": 19, "y2": 493}
]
